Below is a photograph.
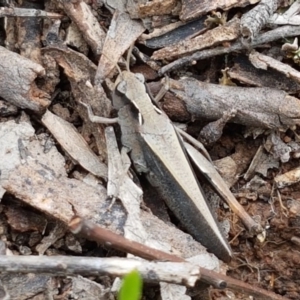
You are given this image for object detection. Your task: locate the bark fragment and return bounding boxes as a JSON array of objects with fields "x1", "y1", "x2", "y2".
[
  {"x1": 41, "y1": 110, "x2": 108, "y2": 179},
  {"x1": 152, "y1": 17, "x2": 240, "y2": 60},
  {"x1": 275, "y1": 166, "x2": 300, "y2": 188},
  {"x1": 227, "y1": 55, "x2": 300, "y2": 93},
  {"x1": 95, "y1": 10, "x2": 144, "y2": 83},
  {"x1": 43, "y1": 45, "x2": 111, "y2": 160},
  {"x1": 240, "y1": 0, "x2": 279, "y2": 40},
  {"x1": 59, "y1": 0, "x2": 106, "y2": 55},
  {"x1": 0, "y1": 46, "x2": 50, "y2": 112},
  {"x1": 142, "y1": 18, "x2": 206, "y2": 49},
  {"x1": 138, "y1": 0, "x2": 177, "y2": 18},
  {"x1": 249, "y1": 50, "x2": 300, "y2": 85},
  {"x1": 0, "y1": 7, "x2": 63, "y2": 18},
  {"x1": 180, "y1": 0, "x2": 259, "y2": 21},
  {"x1": 16, "y1": 0, "x2": 43, "y2": 64}
]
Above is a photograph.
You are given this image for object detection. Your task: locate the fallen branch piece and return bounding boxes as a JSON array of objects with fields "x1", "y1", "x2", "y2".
[
  {"x1": 167, "y1": 77, "x2": 300, "y2": 129},
  {"x1": 268, "y1": 0, "x2": 300, "y2": 25},
  {"x1": 0, "y1": 46, "x2": 50, "y2": 112},
  {"x1": 240, "y1": 0, "x2": 279, "y2": 40},
  {"x1": 0, "y1": 255, "x2": 200, "y2": 287}
]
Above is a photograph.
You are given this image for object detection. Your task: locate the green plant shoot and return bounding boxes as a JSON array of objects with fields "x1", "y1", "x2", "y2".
[{"x1": 118, "y1": 269, "x2": 143, "y2": 300}]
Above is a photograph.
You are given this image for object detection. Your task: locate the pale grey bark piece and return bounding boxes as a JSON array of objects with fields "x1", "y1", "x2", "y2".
[
  {"x1": 0, "y1": 46, "x2": 50, "y2": 112},
  {"x1": 65, "y1": 22, "x2": 89, "y2": 55},
  {"x1": 240, "y1": 0, "x2": 279, "y2": 40},
  {"x1": 0, "y1": 7, "x2": 63, "y2": 18},
  {"x1": 59, "y1": 0, "x2": 106, "y2": 55},
  {"x1": 0, "y1": 255, "x2": 200, "y2": 287},
  {"x1": 68, "y1": 276, "x2": 109, "y2": 300},
  {"x1": 1, "y1": 159, "x2": 110, "y2": 227},
  {"x1": 41, "y1": 110, "x2": 108, "y2": 179},
  {"x1": 104, "y1": 0, "x2": 126, "y2": 13},
  {"x1": 0, "y1": 120, "x2": 35, "y2": 181},
  {"x1": 105, "y1": 127, "x2": 146, "y2": 244},
  {"x1": 1, "y1": 273, "x2": 53, "y2": 300},
  {"x1": 95, "y1": 11, "x2": 144, "y2": 83}
]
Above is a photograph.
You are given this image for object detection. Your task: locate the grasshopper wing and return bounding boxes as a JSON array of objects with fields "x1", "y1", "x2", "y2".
[{"x1": 140, "y1": 118, "x2": 232, "y2": 262}]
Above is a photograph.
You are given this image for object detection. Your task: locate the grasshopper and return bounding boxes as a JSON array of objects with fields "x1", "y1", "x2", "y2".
[
  {"x1": 81, "y1": 55, "x2": 233, "y2": 262},
  {"x1": 112, "y1": 70, "x2": 232, "y2": 262}
]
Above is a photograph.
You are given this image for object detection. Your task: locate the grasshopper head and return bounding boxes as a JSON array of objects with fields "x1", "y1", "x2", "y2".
[{"x1": 114, "y1": 71, "x2": 149, "y2": 110}]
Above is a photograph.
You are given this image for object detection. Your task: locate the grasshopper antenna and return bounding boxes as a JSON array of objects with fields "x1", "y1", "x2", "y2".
[{"x1": 126, "y1": 43, "x2": 135, "y2": 72}]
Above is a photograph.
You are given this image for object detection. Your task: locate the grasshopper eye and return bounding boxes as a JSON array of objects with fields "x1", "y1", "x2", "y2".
[
  {"x1": 117, "y1": 80, "x2": 127, "y2": 94},
  {"x1": 134, "y1": 73, "x2": 145, "y2": 83}
]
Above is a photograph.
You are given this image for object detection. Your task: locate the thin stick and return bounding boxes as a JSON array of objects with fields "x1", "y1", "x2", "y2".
[
  {"x1": 0, "y1": 255, "x2": 200, "y2": 286},
  {"x1": 69, "y1": 217, "x2": 184, "y2": 263}
]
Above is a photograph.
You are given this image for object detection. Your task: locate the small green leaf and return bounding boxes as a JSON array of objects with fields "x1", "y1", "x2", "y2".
[{"x1": 118, "y1": 269, "x2": 143, "y2": 300}]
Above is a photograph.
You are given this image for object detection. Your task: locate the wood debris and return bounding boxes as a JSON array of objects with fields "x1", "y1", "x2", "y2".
[
  {"x1": 275, "y1": 167, "x2": 300, "y2": 188},
  {"x1": 2, "y1": 0, "x2": 300, "y2": 299},
  {"x1": 0, "y1": 255, "x2": 200, "y2": 286},
  {"x1": 59, "y1": 0, "x2": 106, "y2": 55},
  {"x1": 0, "y1": 46, "x2": 50, "y2": 112},
  {"x1": 42, "y1": 110, "x2": 108, "y2": 179},
  {"x1": 96, "y1": 10, "x2": 144, "y2": 82},
  {"x1": 152, "y1": 17, "x2": 240, "y2": 60},
  {"x1": 138, "y1": 0, "x2": 178, "y2": 18},
  {"x1": 249, "y1": 49, "x2": 300, "y2": 84},
  {"x1": 240, "y1": 0, "x2": 279, "y2": 41},
  {"x1": 166, "y1": 77, "x2": 300, "y2": 129},
  {"x1": 227, "y1": 55, "x2": 300, "y2": 92},
  {"x1": 180, "y1": 0, "x2": 259, "y2": 21}
]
